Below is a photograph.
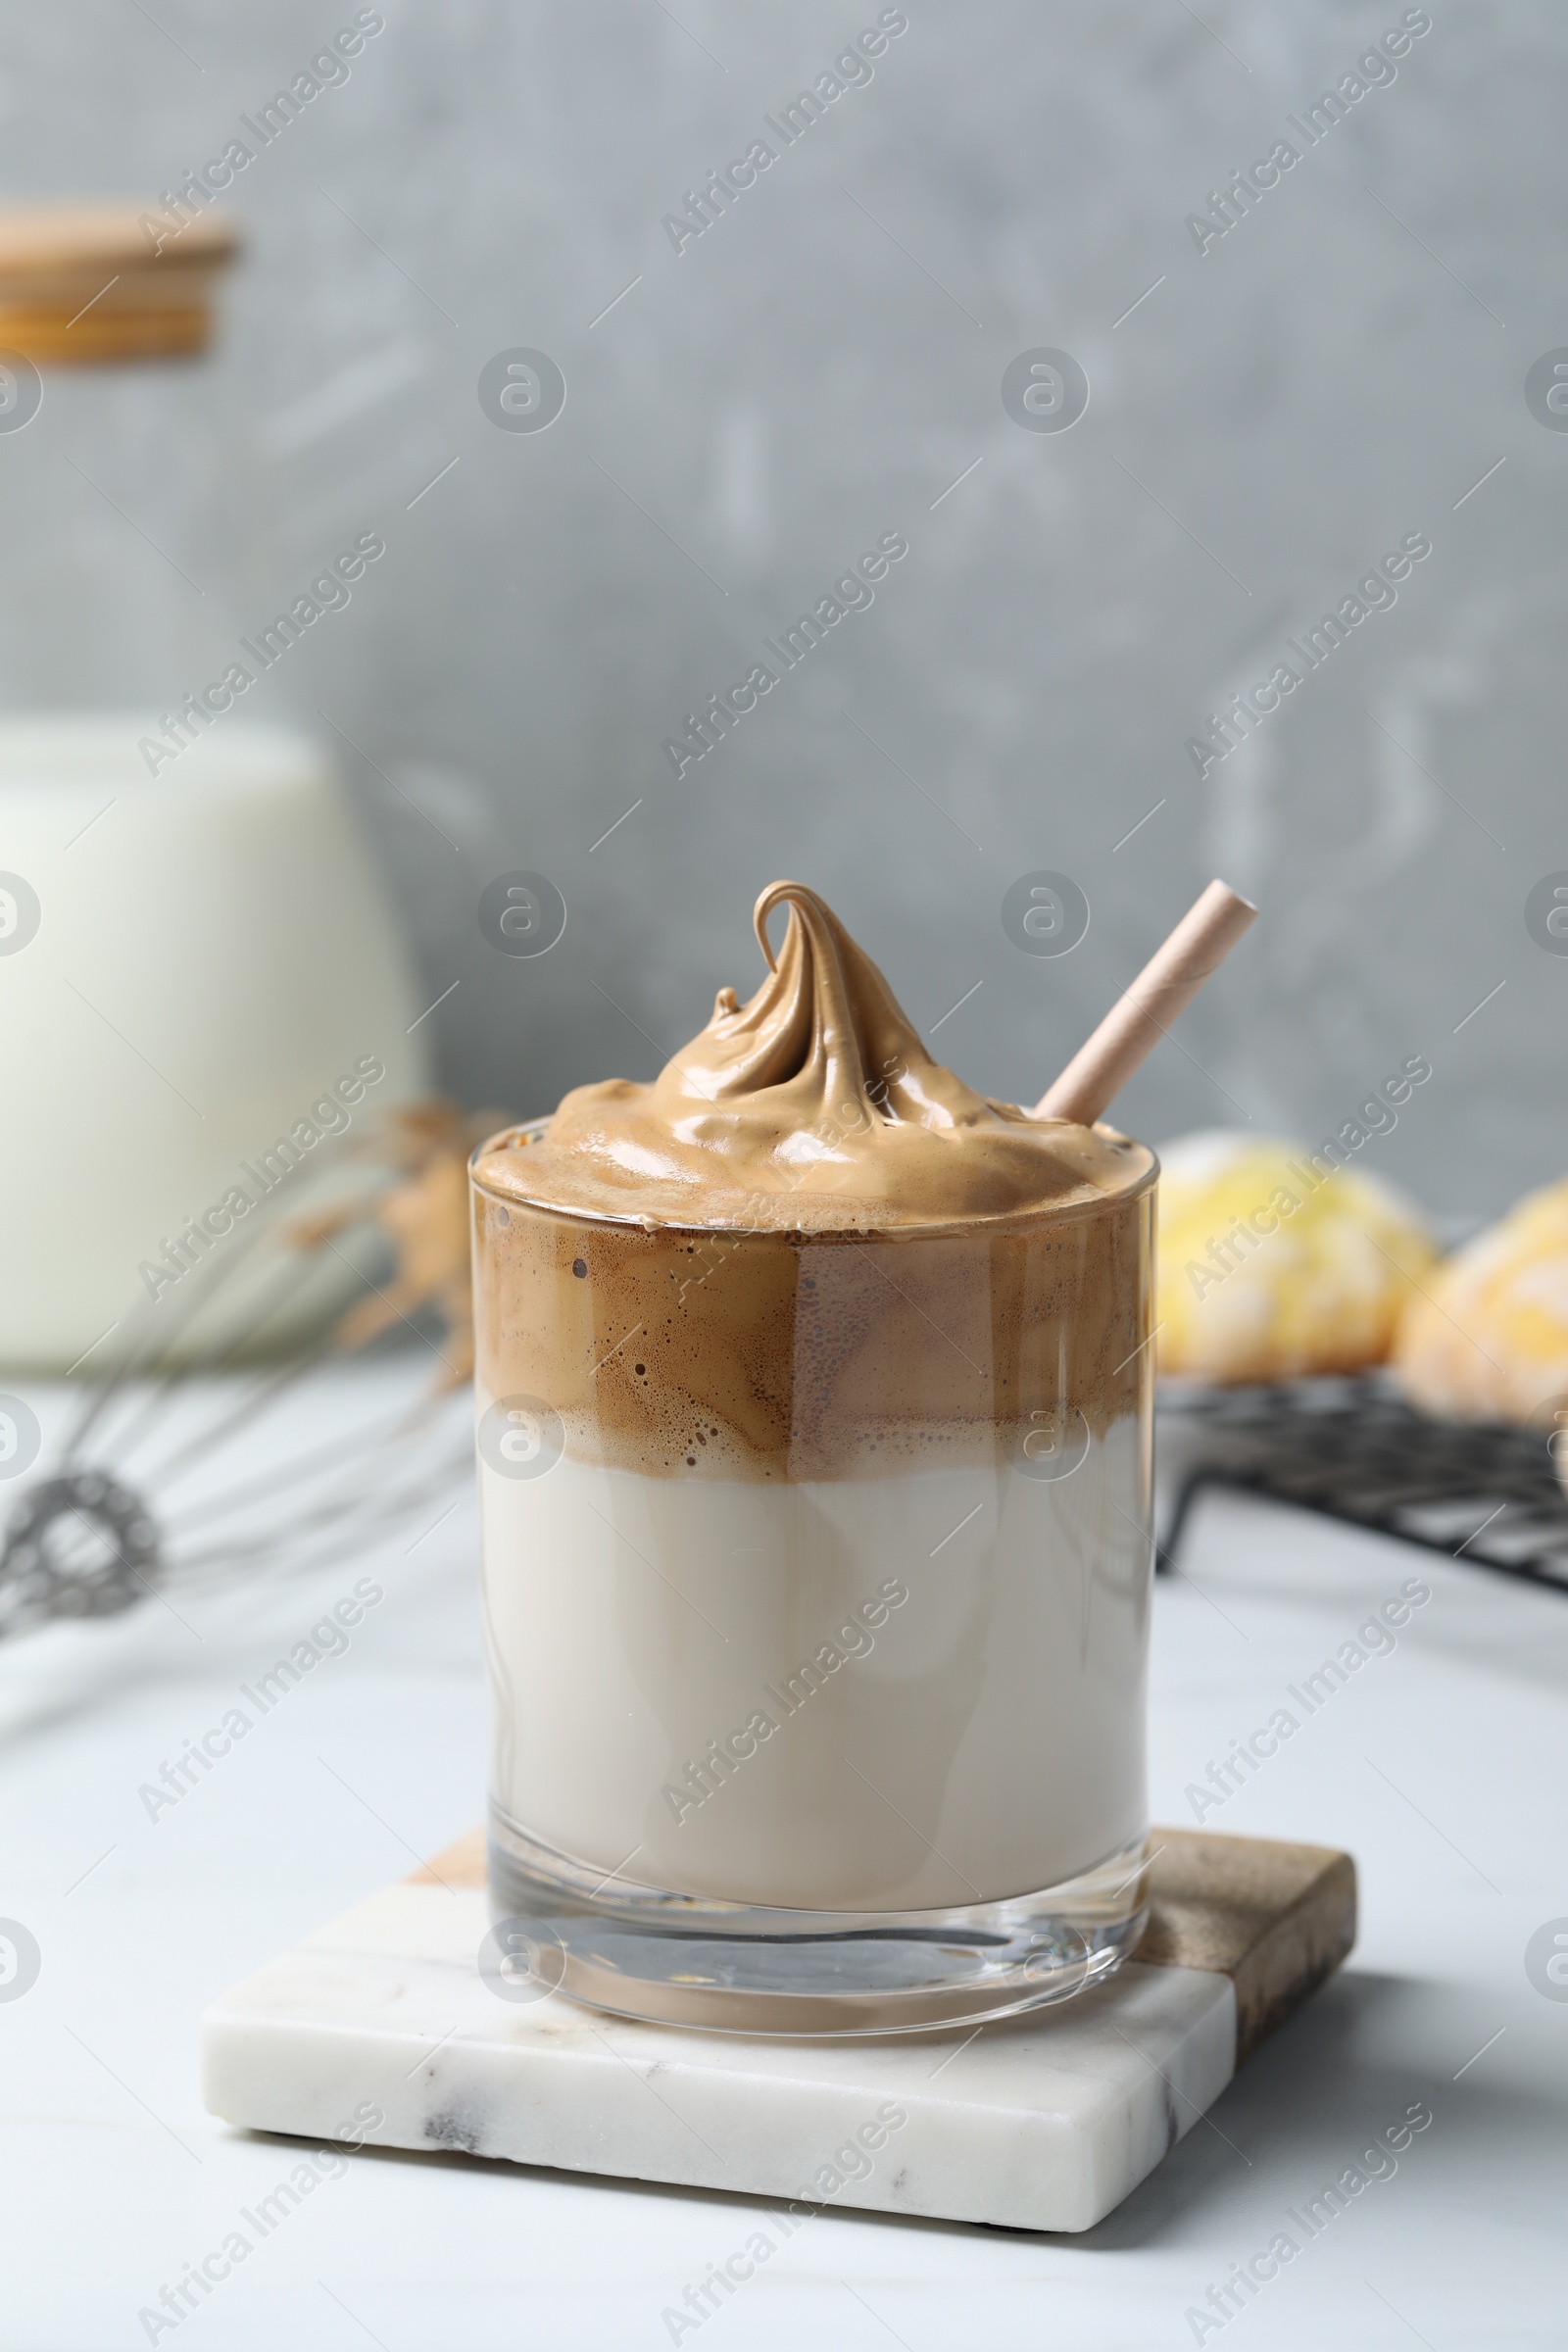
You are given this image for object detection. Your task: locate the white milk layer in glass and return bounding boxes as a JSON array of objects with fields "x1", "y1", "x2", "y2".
[{"x1": 480, "y1": 1419, "x2": 1150, "y2": 1912}]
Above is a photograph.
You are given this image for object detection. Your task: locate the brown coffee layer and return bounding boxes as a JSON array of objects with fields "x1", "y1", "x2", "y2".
[{"x1": 471, "y1": 1178, "x2": 1153, "y2": 1482}]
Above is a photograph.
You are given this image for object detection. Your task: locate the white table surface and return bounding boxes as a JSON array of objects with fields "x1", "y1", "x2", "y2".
[{"x1": 3, "y1": 1363, "x2": 1566, "y2": 2350}]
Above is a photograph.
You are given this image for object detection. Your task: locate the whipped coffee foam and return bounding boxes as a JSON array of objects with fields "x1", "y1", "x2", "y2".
[
  {"x1": 471, "y1": 881, "x2": 1155, "y2": 1482},
  {"x1": 476, "y1": 879, "x2": 1151, "y2": 1227}
]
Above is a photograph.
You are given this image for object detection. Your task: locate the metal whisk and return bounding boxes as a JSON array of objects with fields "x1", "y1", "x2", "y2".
[{"x1": 0, "y1": 1103, "x2": 500, "y2": 1643}]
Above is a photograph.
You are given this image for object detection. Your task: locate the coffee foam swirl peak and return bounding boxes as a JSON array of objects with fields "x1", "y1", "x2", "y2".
[{"x1": 476, "y1": 880, "x2": 1152, "y2": 1230}]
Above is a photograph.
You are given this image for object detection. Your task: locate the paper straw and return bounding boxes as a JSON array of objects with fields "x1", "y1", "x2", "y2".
[{"x1": 1032, "y1": 880, "x2": 1257, "y2": 1125}]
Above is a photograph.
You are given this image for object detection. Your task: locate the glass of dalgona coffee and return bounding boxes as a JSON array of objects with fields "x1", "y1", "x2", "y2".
[{"x1": 470, "y1": 882, "x2": 1155, "y2": 2033}]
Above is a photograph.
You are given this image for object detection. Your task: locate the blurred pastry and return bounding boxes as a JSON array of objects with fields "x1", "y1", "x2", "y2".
[
  {"x1": 1155, "y1": 1130, "x2": 1437, "y2": 1383},
  {"x1": 1394, "y1": 1176, "x2": 1568, "y2": 1428}
]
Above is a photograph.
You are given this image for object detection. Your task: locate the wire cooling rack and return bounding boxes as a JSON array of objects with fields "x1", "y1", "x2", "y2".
[{"x1": 1158, "y1": 1375, "x2": 1568, "y2": 1594}]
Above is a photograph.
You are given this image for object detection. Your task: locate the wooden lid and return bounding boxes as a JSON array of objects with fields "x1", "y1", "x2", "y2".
[{"x1": 0, "y1": 203, "x2": 240, "y2": 365}]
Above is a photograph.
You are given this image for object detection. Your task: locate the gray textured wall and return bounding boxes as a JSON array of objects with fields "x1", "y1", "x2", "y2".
[{"x1": 3, "y1": 0, "x2": 1562, "y2": 1215}]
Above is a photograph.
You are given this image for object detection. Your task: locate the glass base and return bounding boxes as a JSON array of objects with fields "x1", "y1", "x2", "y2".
[{"x1": 486, "y1": 1808, "x2": 1151, "y2": 2035}]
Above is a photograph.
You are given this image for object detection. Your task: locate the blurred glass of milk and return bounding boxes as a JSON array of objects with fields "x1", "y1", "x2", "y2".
[{"x1": 0, "y1": 719, "x2": 430, "y2": 1368}]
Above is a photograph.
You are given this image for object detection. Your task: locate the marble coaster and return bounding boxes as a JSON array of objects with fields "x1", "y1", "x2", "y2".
[{"x1": 201, "y1": 1828, "x2": 1353, "y2": 2233}]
